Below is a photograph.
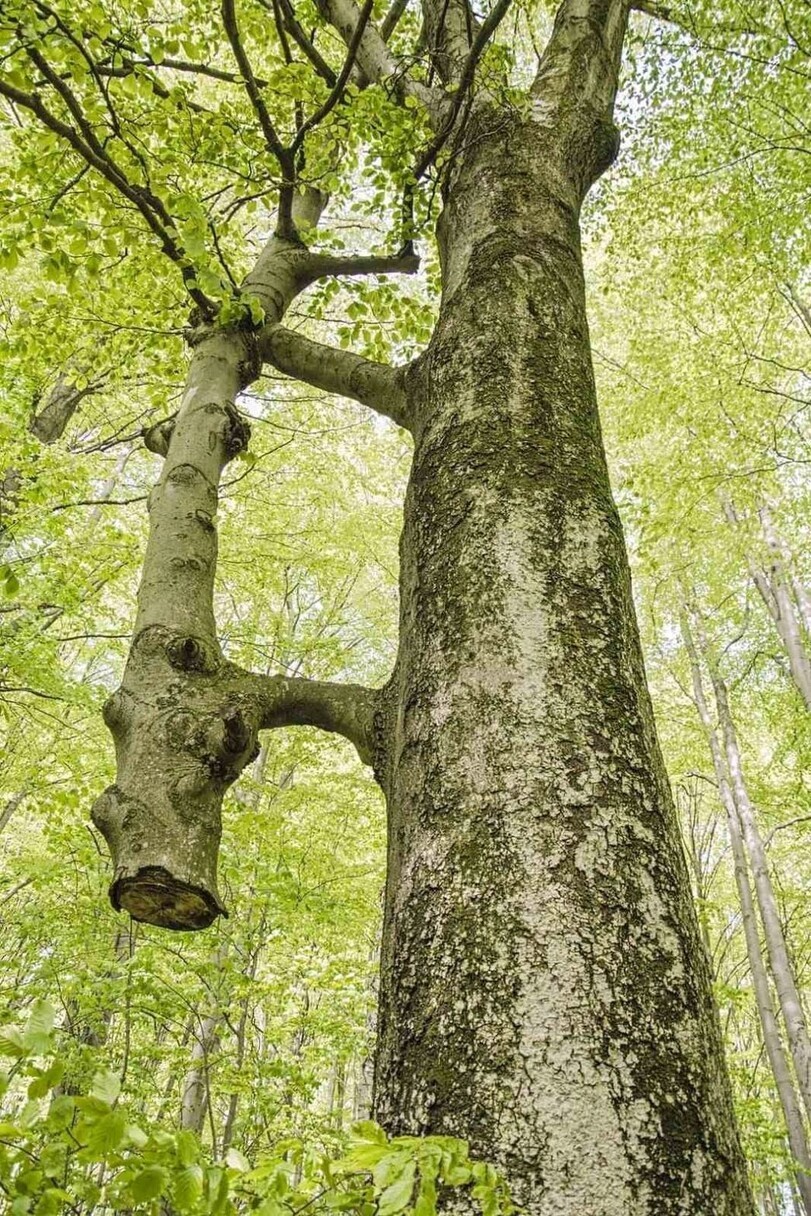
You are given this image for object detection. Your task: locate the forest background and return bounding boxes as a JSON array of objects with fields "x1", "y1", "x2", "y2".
[{"x1": 0, "y1": 0, "x2": 809, "y2": 1213}]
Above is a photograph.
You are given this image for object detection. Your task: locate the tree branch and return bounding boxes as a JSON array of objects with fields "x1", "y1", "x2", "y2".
[
  {"x1": 315, "y1": 0, "x2": 441, "y2": 117},
  {"x1": 264, "y1": 0, "x2": 339, "y2": 86},
  {"x1": 0, "y1": 77, "x2": 216, "y2": 314},
  {"x1": 259, "y1": 325, "x2": 411, "y2": 428},
  {"x1": 305, "y1": 249, "x2": 421, "y2": 279},
  {"x1": 631, "y1": 0, "x2": 674, "y2": 20},
  {"x1": 380, "y1": 0, "x2": 409, "y2": 42},
  {"x1": 221, "y1": 0, "x2": 297, "y2": 235},
  {"x1": 30, "y1": 370, "x2": 107, "y2": 445},
  {"x1": 530, "y1": 0, "x2": 630, "y2": 190},
  {"x1": 414, "y1": 0, "x2": 512, "y2": 178},
  {"x1": 291, "y1": 0, "x2": 375, "y2": 157},
  {"x1": 247, "y1": 672, "x2": 379, "y2": 764}
]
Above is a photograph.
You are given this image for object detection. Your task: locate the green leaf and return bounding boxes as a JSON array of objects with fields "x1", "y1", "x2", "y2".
[
  {"x1": 177, "y1": 1128, "x2": 198, "y2": 1166},
  {"x1": 0, "y1": 1026, "x2": 27, "y2": 1057},
  {"x1": 173, "y1": 1164, "x2": 204, "y2": 1211},
  {"x1": 90, "y1": 1069, "x2": 120, "y2": 1106},
  {"x1": 82, "y1": 1108, "x2": 127, "y2": 1157},
  {"x1": 23, "y1": 1000, "x2": 54, "y2": 1053},
  {"x1": 130, "y1": 1165, "x2": 169, "y2": 1203},
  {"x1": 225, "y1": 1146, "x2": 250, "y2": 1172},
  {"x1": 377, "y1": 1162, "x2": 416, "y2": 1216},
  {"x1": 350, "y1": 1121, "x2": 387, "y2": 1144}
]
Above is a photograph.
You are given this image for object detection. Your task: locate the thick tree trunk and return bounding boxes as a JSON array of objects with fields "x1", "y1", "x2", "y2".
[
  {"x1": 371, "y1": 96, "x2": 753, "y2": 1213},
  {"x1": 682, "y1": 615, "x2": 811, "y2": 1214}
]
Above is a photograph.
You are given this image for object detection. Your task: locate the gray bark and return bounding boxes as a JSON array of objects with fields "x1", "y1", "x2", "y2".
[
  {"x1": 180, "y1": 1010, "x2": 221, "y2": 1138},
  {"x1": 365, "y1": 2, "x2": 753, "y2": 1208},
  {"x1": 758, "y1": 506, "x2": 811, "y2": 709},
  {"x1": 29, "y1": 369, "x2": 105, "y2": 445},
  {"x1": 681, "y1": 614, "x2": 811, "y2": 1215},
  {"x1": 0, "y1": 789, "x2": 26, "y2": 835}
]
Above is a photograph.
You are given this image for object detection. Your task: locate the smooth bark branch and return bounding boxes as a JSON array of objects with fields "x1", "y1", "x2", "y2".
[
  {"x1": 88, "y1": 184, "x2": 392, "y2": 931},
  {"x1": 305, "y1": 250, "x2": 421, "y2": 278},
  {"x1": 414, "y1": 0, "x2": 513, "y2": 178},
  {"x1": 722, "y1": 499, "x2": 811, "y2": 712},
  {"x1": 30, "y1": 371, "x2": 106, "y2": 445},
  {"x1": 315, "y1": 0, "x2": 441, "y2": 117},
  {"x1": 248, "y1": 672, "x2": 378, "y2": 764},
  {"x1": 421, "y1": 0, "x2": 476, "y2": 84},
  {"x1": 531, "y1": 0, "x2": 629, "y2": 190},
  {"x1": 259, "y1": 326, "x2": 411, "y2": 427}
]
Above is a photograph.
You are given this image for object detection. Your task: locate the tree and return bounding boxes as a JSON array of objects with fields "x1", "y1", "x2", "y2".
[{"x1": 0, "y1": 0, "x2": 759, "y2": 1210}]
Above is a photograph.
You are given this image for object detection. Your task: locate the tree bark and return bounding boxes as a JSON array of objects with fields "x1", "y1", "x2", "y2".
[
  {"x1": 681, "y1": 614, "x2": 811, "y2": 1215},
  {"x1": 367, "y1": 4, "x2": 754, "y2": 1206}
]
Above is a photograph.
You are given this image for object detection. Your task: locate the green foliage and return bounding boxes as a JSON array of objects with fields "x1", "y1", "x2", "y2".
[{"x1": 0, "y1": 1004, "x2": 513, "y2": 1216}]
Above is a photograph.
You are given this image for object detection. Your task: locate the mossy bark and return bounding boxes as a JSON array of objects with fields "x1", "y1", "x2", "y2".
[{"x1": 370, "y1": 106, "x2": 754, "y2": 1214}]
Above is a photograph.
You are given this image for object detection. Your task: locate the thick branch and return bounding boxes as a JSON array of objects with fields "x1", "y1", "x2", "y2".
[
  {"x1": 631, "y1": 0, "x2": 673, "y2": 19},
  {"x1": 315, "y1": 0, "x2": 441, "y2": 117},
  {"x1": 30, "y1": 371, "x2": 106, "y2": 445},
  {"x1": 530, "y1": 0, "x2": 630, "y2": 189},
  {"x1": 532, "y1": 0, "x2": 629, "y2": 115},
  {"x1": 248, "y1": 672, "x2": 379, "y2": 765},
  {"x1": 414, "y1": 0, "x2": 512, "y2": 178},
  {"x1": 305, "y1": 249, "x2": 420, "y2": 278},
  {"x1": 421, "y1": 0, "x2": 476, "y2": 85},
  {"x1": 259, "y1": 325, "x2": 411, "y2": 428}
]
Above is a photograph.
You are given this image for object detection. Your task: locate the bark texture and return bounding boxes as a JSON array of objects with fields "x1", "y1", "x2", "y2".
[
  {"x1": 91, "y1": 194, "x2": 381, "y2": 928},
  {"x1": 690, "y1": 610, "x2": 811, "y2": 1127},
  {"x1": 370, "y1": 82, "x2": 753, "y2": 1216},
  {"x1": 364, "y1": 3, "x2": 754, "y2": 1209}
]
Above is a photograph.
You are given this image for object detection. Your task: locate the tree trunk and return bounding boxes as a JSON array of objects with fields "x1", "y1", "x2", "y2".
[
  {"x1": 369, "y1": 49, "x2": 753, "y2": 1208},
  {"x1": 723, "y1": 500, "x2": 811, "y2": 712},
  {"x1": 691, "y1": 611, "x2": 811, "y2": 1127},
  {"x1": 180, "y1": 1009, "x2": 221, "y2": 1139},
  {"x1": 681, "y1": 615, "x2": 811, "y2": 1214}
]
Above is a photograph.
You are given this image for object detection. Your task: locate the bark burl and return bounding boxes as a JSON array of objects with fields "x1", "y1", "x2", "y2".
[{"x1": 88, "y1": 0, "x2": 754, "y2": 1210}]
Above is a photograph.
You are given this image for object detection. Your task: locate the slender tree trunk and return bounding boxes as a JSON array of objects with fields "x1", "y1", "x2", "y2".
[
  {"x1": 180, "y1": 944, "x2": 229, "y2": 1140},
  {"x1": 723, "y1": 500, "x2": 811, "y2": 712},
  {"x1": 368, "y1": 8, "x2": 753, "y2": 1202},
  {"x1": 180, "y1": 1009, "x2": 221, "y2": 1139},
  {"x1": 0, "y1": 789, "x2": 26, "y2": 835},
  {"x1": 691, "y1": 612, "x2": 811, "y2": 1127},
  {"x1": 681, "y1": 616, "x2": 811, "y2": 1214}
]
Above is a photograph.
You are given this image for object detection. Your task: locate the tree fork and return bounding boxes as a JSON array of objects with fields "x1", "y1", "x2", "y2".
[{"x1": 91, "y1": 190, "x2": 394, "y2": 929}]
